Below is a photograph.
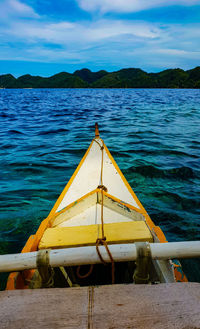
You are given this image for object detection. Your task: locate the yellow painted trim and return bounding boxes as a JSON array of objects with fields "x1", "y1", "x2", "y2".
[
  {"x1": 31, "y1": 217, "x2": 51, "y2": 251},
  {"x1": 103, "y1": 191, "x2": 146, "y2": 216},
  {"x1": 48, "y1": 140, "x2": 94, "y2": 218},
  {"x1": 21, "y1": 235, "x2": 36, "y2": 253},
  {"x1": 153, "y1": 226, "x2": 168, "y2": 243}
]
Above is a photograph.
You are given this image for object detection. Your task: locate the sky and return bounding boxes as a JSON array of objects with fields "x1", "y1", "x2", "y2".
[{"x1": 0, "y1": 0, "x2": 200, "y2": 77}]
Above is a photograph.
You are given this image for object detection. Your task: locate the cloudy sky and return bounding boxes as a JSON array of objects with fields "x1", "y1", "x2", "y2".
[{"x1": 0, "y1": 0, "x2": 200, "y2": 76}]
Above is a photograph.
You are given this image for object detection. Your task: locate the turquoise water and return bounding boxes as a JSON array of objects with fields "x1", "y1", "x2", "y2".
[{"x1": 0, "y1": 88, "x2": 200, "y2": 288}]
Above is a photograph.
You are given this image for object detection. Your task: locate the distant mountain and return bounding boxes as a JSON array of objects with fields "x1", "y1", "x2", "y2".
[
  {"x1": 149, "y1": 69, "x2": 189, "y2": 88},
  {"x1": 92, "y1": 68, "x2": 155, "y2": 88},
  {"x1": 0, "y1": 67, "x2": 200, "y2": 88},
  {"x1": 74, "y1": 68, "x2": 108, "y2": 84},
  {"x1": 0, "y1": 74, "x2": 16, "y2": 88}
]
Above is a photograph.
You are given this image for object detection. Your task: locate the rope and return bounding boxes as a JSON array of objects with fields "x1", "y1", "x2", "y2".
[
  {"x1": 94, "y1": 138, "x2": 115, "y2": 284},
  {"x1": 77, "y1": 137, "x2": 115, "y2": 284},
  {"x1": 36, "y1": 249, "x2": 54, "y2": 288},
  {"x1": 93, "y1": 138, "x2": 104, "y2": 186},
  {"x1": 76, "y1": 264, "x2": 94, "y2": 279},
  {"x1": 96, "y1": 238, "x2": 115, "y2": 284}
]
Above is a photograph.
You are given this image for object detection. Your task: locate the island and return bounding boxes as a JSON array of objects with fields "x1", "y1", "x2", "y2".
[{"x1": 0, "y1": 67, "x2": 200, "y2": 89}]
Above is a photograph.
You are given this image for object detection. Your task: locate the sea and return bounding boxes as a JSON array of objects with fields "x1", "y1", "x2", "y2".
[{"x1": 0, "y1": 88, "x2": 200, "y2": 289}]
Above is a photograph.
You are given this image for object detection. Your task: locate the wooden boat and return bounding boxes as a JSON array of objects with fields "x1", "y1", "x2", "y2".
[{"x1": 5, "y1": 123, "x2": 190, "y2": 289}]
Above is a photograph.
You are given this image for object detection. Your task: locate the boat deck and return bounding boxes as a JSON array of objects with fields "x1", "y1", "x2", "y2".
[{"x1": 0, "y1": 283, "x2": 199, "y2": 328}]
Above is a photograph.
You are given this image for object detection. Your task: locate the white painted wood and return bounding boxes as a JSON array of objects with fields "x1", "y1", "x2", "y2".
[
  {"x1": 57, "y1": 140, "x2": 102, "y2": 211},
  {"x1": 57, "y1": 138, "x2": 140, "y2": 212},
  {"x1": 101, "y1": 192, "x2": 144, "y2": 221},
  {"x1": 52, "y1": 192, "x2": 96, "y2": 227},
  {"x1": 54, "y1": 191, "x2": 144, "y2": 228},
  {"x1": 0, "y1": 241, "x2": 200, "y2": 273},
  {"x1": 58, "y1": 204, "x2": 132, "y2": 227},
  {"x1": 103, "y1": 144, "x2": 139, "y2": 208}
]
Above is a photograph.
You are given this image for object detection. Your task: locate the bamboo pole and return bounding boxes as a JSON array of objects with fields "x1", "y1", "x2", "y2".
[{"x1": 0, "y1": 241, "x2": 200, "y2": 273}]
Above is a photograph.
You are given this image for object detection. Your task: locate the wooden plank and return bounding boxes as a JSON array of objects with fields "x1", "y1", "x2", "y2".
[
  {"x1": 0, "y1": 286, "x2": 89, "y2": 329},
  {"x1": 103, "y1": 221, "x2": 153, "y2": 243},
  {"x1": 39, "y1": 221, "x2": 153, "y2": 249},
  {"x1": 0, "y1": 283, "x2": 200, "y2": 329},
  {"x1": 92, "y1": 283, "x2": 200, "y2": 329}
]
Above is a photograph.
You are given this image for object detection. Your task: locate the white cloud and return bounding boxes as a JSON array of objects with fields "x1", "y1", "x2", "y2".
[
  {"x1": 4, "y1": 19, "x2": 160, "y2": 46},
  {"x1": 0, "y1": 13, "x2": 200, "y2": 71},
  {"x1": 77, "y1": 0, "x2": 200, "y2": 13},
  {"x1": 0, "y1": 0, "x2": 39, "y2": 19},
  {"x1": 156, "y1": 48, "x2": 200, "y2": 58}
]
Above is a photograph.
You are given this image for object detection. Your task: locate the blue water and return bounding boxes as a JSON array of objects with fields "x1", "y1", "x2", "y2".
[{"x1": 0, "y1": 88, "x2": 200, "y2": 288}]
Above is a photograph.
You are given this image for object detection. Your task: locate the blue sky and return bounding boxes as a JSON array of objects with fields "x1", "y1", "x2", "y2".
[{"x1": 0, "y1": 0, "x2": 200, "y2": 77}]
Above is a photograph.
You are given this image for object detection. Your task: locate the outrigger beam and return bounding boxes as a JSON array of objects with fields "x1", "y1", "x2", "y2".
[{"x1": 0, "y1": 241, "x2": 200, "y2": 273}]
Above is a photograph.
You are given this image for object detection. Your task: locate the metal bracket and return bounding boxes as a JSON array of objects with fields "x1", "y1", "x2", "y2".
[
  {"x1": 36, "y1": 249, "x2": 54, "y2": 288},
  {"x1": 133, "y1": 242, "x2": 151, "y2": 284}
]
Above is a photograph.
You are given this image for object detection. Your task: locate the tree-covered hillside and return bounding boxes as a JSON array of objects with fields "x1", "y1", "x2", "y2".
[{"x1": 0, "y1": 67, "x2": 200, "y2": 88}]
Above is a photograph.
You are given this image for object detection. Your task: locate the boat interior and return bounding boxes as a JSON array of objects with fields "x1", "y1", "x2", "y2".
[
  {"x1": 6, "y1": 125, "x2": 187, "y2": 290},
  {"x1": 28, "y1": 189, "x2": 176, "y2": 289}
]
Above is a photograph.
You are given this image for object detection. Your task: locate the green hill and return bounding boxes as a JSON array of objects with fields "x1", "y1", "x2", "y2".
[
  {"x1": 92, "y1": 68, "x2": 155, "y2": 88},
  {"x1": 74, "y1": 68, "x2": 107, "y2": 84},
  {"x1": 150, "y1": 69, "x2": 188, "y2": 88},
  {"x1": 0, "y1": 66, "x2": 200, "y2": 88},
  {"x1": 0, "y1": 74, "x2": 16, "y2": 88}
]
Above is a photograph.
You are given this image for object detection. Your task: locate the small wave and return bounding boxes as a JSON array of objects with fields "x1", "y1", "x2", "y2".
[
  {"x1": 9, "y1": 129, "x2": 25, "y2": 135},
  {"x1": 38, "y1": 128, "x2": 69, "y2": 135},
  {"x1": 109, "y1": 151, "x2": 131, "y2": 158},
  {"x1": 52, "y1": 113, "x2": 65, "y2": 117},
  {"x1": 9, "y1": 162, "x2": 33, "y2": 168},
  {"x1": 127, "y1": 165, "x2": 195, "y2": 180},
  {"x1": 152, "y1": 100, "x2": 166, "y2": 104},
  {"x1": 151, "y1": 211, "x2": 187, "y2": 237},
  {"x1": 0, "y1": 200, "x2": 32, "y2": 208},
  {"x1": 14, "y1": 166, "x2": 44, "y2": 174},
  {"x1": 8, "y1": 161, "x2": 72, "y2": 172},
  {"x1": 128, "y1": 130, "x2": 158, "y2": 137},
  {"x1": 152, "y1": 191, "x2": 200, "y2": 210},
  {"x1": 0, "y1": 143, "x2": 16, "y2": 150},
  {"x1": 191, "y1": 140, "x2": 200, "y2": 145},
  {"x1": 39, "y1": 148, "x2": 84, "y2": 157},
  {"x1": 0, "y1": 113, "x2": 15, "y2": 118},
  {"x1": 0, "y1": 188, "x2": 49, "y2": 199},
  {"x1": 133, "y1": 148, "x2": 199, "y2": 159}
]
